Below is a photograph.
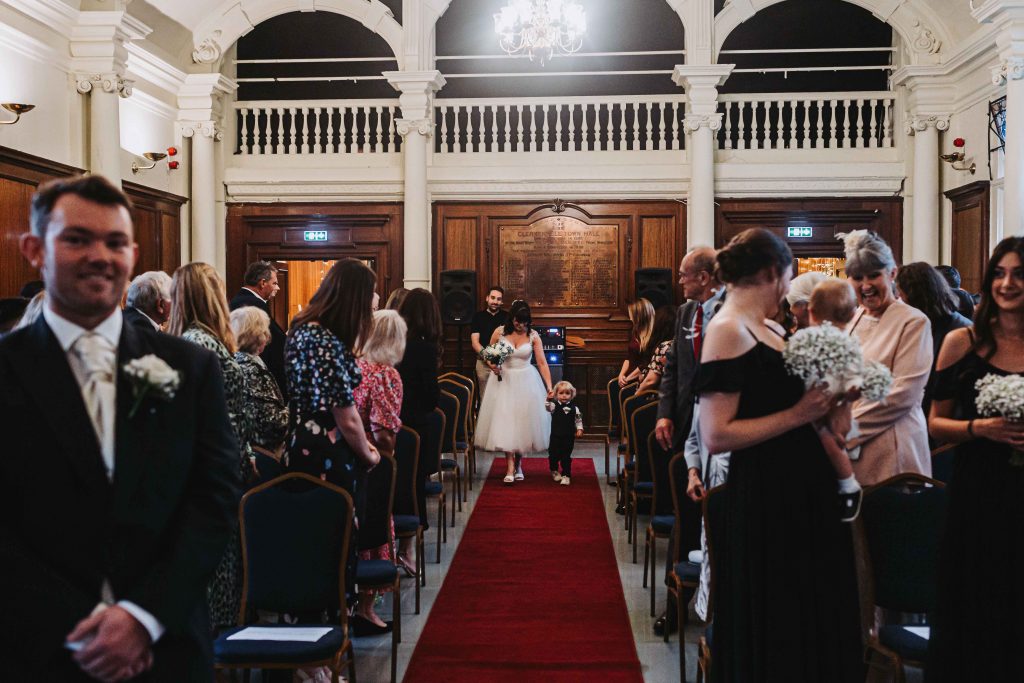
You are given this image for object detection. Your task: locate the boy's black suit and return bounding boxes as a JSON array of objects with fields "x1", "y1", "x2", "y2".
[{"x1": 0, "y1": 316, "x2": 239, "y2": 681}]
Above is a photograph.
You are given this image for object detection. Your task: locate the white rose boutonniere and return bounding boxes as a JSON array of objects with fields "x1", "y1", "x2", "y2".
[{"x1": 123, "y1": 355, "x2": 181, "y2": 418}]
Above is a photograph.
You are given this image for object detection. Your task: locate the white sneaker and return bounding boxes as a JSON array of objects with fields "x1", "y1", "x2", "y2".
[
  {"x1": 551, "y1": 471, "x2": 562, "y2": 483},
  {"x1": 503, "y1": 474, "x2": 515, "y2": 484},
  {"x1": 560, "y1": 477, "x2": 570, "y2": 486},
  {"x1": 514, "y1": 467, "x2": 525, "y2": 481}
]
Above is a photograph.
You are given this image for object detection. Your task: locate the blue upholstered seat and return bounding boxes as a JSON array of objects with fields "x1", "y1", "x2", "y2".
[
  {"x1": 456, "y1": 441, "x2": 469, "y2": 450},
  {"x1": 215, "y1": 624, "x2": 346, "y2": 664},
  {"x1": 652, "y1": 514, "x2": 674, "y2": 534},
  {"x1": 355, "y1": 559, "x2": 397, "y2": 585},
  {"x1": 441, "y1": 458, "x2": 458, "y2": 470},
  {"x1": 393, "y1": 514, "x2": 420, "y2": 534},
  {"x1": 424, "y1": 481, "x2": 444, "y2": 496},
  {"x1": 618, "y1": 442, "x2": 628, "y2": 454},
  {"x1": 673, "y1": 561, "x2": 701, "y2": 583},
  {"x1": 878, "y1": 625, "x2": 930, "y2": 661},
  {"x1": 632, "y1": 481, "x2": 653, "y2": 494}
]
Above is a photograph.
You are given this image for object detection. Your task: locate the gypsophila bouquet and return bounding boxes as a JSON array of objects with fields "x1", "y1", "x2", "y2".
[
  {"x1": 783, "y1": 322, "x2": 866, "y2": 396},
  {"x1": 860, "y1": 360, "x2": 894, "y2": 402},
  {"x1": 480, "y1": 339, "x2": 515, "y2": 381},
  {"x1": 974, "y1": 373, "x2": 1024, "y2": 466},
  {"x1": 123, "y1": 354, "x2": 181, "y2": 418}
]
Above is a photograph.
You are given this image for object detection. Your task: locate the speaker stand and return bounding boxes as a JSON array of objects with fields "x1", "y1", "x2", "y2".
[{"x1": 456, "y1": 325, "x2": 465, "y2": 375}]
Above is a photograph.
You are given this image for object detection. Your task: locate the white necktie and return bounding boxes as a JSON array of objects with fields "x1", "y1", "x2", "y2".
[{"x1": 72, "y1": 332, "x2": 117, "y2": 479}]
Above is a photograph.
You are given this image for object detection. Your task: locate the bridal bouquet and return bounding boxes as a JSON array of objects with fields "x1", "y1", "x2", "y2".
[
  {"x1": 974, "y1": 373, "x2": 1024, "y2": 466},
  {"x1": 480, "y1": 339, "x2": 515, "y2": 381},
  {"x1": 783, "y1": 322, "x2": 893, "y2": 402}
]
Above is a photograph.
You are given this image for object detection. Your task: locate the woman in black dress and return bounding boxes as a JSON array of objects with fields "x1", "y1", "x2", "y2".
[
  {"x1": 698, "y1": 228, "x2": 864, "y2": 682},
  {"x1": 926, "y1": 237, "x2": 1024, "y2": 681}
]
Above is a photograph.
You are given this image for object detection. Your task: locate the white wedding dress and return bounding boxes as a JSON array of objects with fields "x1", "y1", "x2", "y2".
[{"x1": 474, "y1": 331, "x2": 551, "y2": 453}]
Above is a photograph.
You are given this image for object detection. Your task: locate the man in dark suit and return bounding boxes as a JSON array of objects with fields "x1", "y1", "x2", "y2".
[
  {"x1": 652, "y1": 246, "x2": 723, "y2": 635},
  {"x1": 123, "y1": 271, "x2": 172, "y2": 331},
  {"x1": 230, "y1": 261, "x2": 287, "y2": 398},
  {"x1": 0, "y1": 175, "x2": 239, "y2": 682}
]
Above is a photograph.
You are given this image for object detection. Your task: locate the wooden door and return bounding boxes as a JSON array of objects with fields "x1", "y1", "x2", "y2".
[{"x1": 944, "y1": 181, "x2": 990, "y2": 295}]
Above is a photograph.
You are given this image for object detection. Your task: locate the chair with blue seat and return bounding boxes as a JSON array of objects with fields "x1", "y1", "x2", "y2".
[
  {"x1": 439, "y1": 371, "x2": 476, "y2": 436},
  {"x1": 606, "y1": 378, "x2": 622, "y2": 483},
  {"x1": 855, "y1": 472, "x2": 947, "y2": 683},
  {"x1": 424, "y1": 408, "x2": 448, "y2": 562},
  {"x1": 696, "y1": 484, "x2": 727, "y2": 683},
  {"x1": 437, "y1": 389, "x2": 464, "y2": 525},
  {"x1": 615, "y1": 381, "x2": 640, "y2": 516},
  {"x1": 643, "y1": 432, "x2": 677, "y2": 616},
  {"x1": 353, "y1": 452, "x2": 400, "y2": 683},
  {"x1": 392, "y1": 426, "x2": 424, "y2": 614},
  {"x1": 213, "y1": 472, "x2": 356, "y2": 683},
  {"x1": 439, "y1": 377, "x2": 474, "y2": 497},
  {"x1": 664, "y1": 453, "x2": 701, "y2": 650},
  {"x1": 624, "y1": 391, "x2": 659, "y2": 552}
]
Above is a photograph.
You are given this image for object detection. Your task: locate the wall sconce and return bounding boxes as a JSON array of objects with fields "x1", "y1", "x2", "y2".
[
  {"x1": 131, "y1": 151, "x2": 167, "y2": 174},
  {"x1": 940, "y1": 137, "x2": 976, "y2": 174},
  {"x1": 1, "y1": 103, "x2": 35, "y2": 125}
]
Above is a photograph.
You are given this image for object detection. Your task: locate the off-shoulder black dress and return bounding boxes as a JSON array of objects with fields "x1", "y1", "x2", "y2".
[
  {"x1": 926, "y1": 352, "x2": 1024, "y2": 681},
  {"x1": 697, "y1": 339, "x2": 864, "y2": 683}
]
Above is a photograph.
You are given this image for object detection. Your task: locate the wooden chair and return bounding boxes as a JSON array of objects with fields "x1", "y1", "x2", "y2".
[
  {"x1": 664, "y1": 453, "x2": 701, "y2": 655},
  {"x1": 439, "y1": 377, "x2": 474, "y2": 497},
  {"x1": 424, "y1": 408, "x2": 448, "y2": 563},
  {"x1": 213, "y1": 473, "x2": 356, "y2": 683},
  {"x1": 854, "y1": 473, "x2": 948, "y2": 683},
  {"x1": 354, "y1": 452, "x2": 400, "y2": 683},
  {"x1": 929, "y1": 442, "x2": 956, "y2": 485},
  {"x1": 624, "y1": 391, "x2": 658, "y2": 550},
  {"x1": 439, "y1": 371, "x2": 476, "y2": 436},
  {"x1": 696, "y1": 484, "x2": 727, "y2": 683},
  {"x1": 392, "y1": 426, "x2": 424, "y2": 614},
  {"x1": 616, "y1": 381, "x2": 640, "y2": 513},
  {"x1": 437, "y1": 389, "x2": 464, "y2": 525},
  {"x1": 606, "y1": 378, "x2": 623, "y2": 483},
  {"x1": 643, "y1": 432, "x2": 676, "y2": 616}
]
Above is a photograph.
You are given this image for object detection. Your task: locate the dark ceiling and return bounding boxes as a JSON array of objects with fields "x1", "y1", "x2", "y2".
[{"x1": 236, "y1": 0, "x2": 891, "y2": 101}]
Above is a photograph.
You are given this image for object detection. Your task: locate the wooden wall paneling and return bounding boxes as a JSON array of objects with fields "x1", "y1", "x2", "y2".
[
  {"x1": 639, "y1": 216, "x2": 677, "y2": 270},
  {"x1": 442, "y1": 217, "x2": 477, "y2": 272},
  {"x1": 0, "y1": 146, "x2": 83, "y2": 297},
  {"x1": 944, "y1": 181, "x2": 990, "y2": 294},
  {"x1": 122, "y1": 181, "x2": 186, "y2": 278}
]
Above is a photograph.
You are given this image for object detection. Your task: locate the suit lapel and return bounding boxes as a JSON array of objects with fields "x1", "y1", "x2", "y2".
[
  {"x1": 113, "y1": 323, "x2": 151, "y2": 509},
  {"x1": 13, "y1": 318, "x2": 110, "y2": 491}
]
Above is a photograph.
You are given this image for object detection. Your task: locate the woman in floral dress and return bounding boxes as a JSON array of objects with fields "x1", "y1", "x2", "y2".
[{"x1": 169, "y1": 261, "x2": 254, "y2": 630}]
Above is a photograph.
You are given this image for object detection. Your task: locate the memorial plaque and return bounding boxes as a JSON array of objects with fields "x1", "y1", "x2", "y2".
[{"x1": 499, "y1": 216, "x2": 619, "y2": 308}]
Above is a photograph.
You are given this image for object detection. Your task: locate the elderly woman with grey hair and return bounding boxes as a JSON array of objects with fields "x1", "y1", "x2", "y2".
[
  {"x1": 786, "y1": 271, "x2": 828, "y2": 330},
  {"x1": 843, "y1": 230, "x2": 932, "y2": 485},
  {"x1": 230, "y1": 306, "x2": 288, "y2": 461}
]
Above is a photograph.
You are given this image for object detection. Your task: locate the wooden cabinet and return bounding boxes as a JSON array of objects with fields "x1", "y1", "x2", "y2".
[{"x1": 944, "y1": 181, "x2": 990, "y2": 295}]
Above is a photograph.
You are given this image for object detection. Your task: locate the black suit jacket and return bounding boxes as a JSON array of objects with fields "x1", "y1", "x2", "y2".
[
  {"x1": 230, "y1": 288, "x2": 287, "y2": 399},
  {"x1": 123, "y1": 306, "x2": 157, "y2": 332},
  {"x1": 0, "y1": 317, "x2": 239, "y2": 681},
  {"x1": 656, "y1": 300, "x2": 701, "y2": 452}
]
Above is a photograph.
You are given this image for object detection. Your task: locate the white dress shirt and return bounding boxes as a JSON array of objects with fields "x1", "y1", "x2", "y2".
[{"x1": 42, "y1": 305, "x2": 165, "y2": 643}]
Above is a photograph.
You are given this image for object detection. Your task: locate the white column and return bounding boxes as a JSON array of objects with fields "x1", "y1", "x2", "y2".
[
  {"x1": 684, "y1": 115, "x2": 722, "y2": 248},
  {"x1": 906, "y1": 114, "x2": 948, "y2": 263},
  {"x1": 384, "y1": 70, "x2": 446, "y2": 290},
  {"x1": 75, "y1": 74, "x2": 131, "y2": 181},
  {"x1": 397, "y1": 118, "x2": 432, "y2": 289},
  {"x1": 994, "y1": 58, "x2": 1024, "y2": 236},
  {"x1": 181, "y1": 122, "x2": 219, "y2": 265}
]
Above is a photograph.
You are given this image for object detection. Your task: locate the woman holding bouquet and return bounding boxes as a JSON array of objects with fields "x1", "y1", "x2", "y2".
[
  {"x1": 698, "y1": 228, "x2": 864, "y2": 682},
  {"x1": 475, "y1": 300, "x2": 554, "y2": 484},
  {"x1": 926, "y1": 237, "x2": 1024, "y2": 682}
]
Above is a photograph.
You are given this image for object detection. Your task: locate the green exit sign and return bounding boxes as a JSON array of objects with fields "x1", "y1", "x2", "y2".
[
  {"x1": 787, "y1": 226, "x2": 813, "y2": 238},
  {"x1": 304, "y1": 230, "x2": 328, "y2": 242}
]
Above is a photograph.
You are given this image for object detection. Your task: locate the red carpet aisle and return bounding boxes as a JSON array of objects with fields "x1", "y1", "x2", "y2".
[{"x1": 403, "y1": 457, "x2": 644, "y2": 682}]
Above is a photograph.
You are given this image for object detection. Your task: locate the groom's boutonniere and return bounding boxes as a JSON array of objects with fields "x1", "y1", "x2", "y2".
[{"x1": 123, "y1": 355, "x2": 181, "y2": 418}]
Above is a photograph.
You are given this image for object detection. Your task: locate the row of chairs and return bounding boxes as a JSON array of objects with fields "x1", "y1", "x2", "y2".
[{"x1": 214, "y1": 371, "x2": 483, "y2": 683}]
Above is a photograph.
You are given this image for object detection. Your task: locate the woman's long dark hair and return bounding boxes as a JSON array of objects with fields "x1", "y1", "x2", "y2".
[
  {"x1": 290, "y1": 258, "x2": 376, "y2": 354},
  {"x1": 398, "y1": 288, "x2": 443, "y2": 360},
  {"x1": 973, "y1": 236, "x2": 1024, "y2": 359},
  {"x1": 896, "y1": 262, "x2": 957, "y2": 328},
  {"x1": 503, "y1": 300, "x2": 533, "y2": 335}
]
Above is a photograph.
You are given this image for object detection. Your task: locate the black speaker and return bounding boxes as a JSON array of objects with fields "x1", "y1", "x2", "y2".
[
  {"x1": 635, "y1": 268, "x2": 674, "y2": 309},
  {"x1": 439, "y1": 270, "x2": 477, "y2": 325}
]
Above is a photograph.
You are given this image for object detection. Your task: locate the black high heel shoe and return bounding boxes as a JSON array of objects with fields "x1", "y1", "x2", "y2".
[{"x1": 352, "y1": 614, "x2": 393, "y2": 636}]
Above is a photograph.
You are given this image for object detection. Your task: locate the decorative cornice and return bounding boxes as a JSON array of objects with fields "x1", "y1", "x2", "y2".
[
  {"x1": 904, "y1": 114, "x2": 950, "y2": 135},
  {"x1": 75, "y1": 72, "x2": 133, "y2": 98},
  {"x1": 395, "y1": 118, "x2": 434, "y2": 138},
  {"x1": 911, "y1": 20, "x2": 942, "y2": 55},
  {"x1": 126, "y1": 43, "x2": 187, "y2": 95},
  {"x1": 992, "y1": 56, "x2": 1024, "y2": 84},
  {"x1": 683, "y1": 114, "x2": 724, "y2": 133},
  {"x1": 178, "y1": 120, "x2": 222, "y2": 140}
]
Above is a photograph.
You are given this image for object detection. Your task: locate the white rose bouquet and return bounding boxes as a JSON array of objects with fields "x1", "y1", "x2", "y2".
[
  {"x1": 784, "y1": 322, "x2": 894, "y2": 402},
  {"x1": 974, "y1": 373, "x2": 1024, "y2": 466},
  {"x1": 480, "y1": 339, "x2": 515, "y2": 381},
  {"x1": 123, "y1": 354, "x2": 181, "y2": 417}
]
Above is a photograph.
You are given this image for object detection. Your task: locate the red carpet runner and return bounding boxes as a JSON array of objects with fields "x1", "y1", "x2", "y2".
[{"x1": 402, "y1": 456, "x2": 644, "y2": 682}]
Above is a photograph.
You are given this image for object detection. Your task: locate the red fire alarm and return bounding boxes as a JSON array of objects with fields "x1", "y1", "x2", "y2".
[
  {"x1": 168, "y1": 160, "x2": 180, "y2": 170},
  {"x1": 167, "y1": 146, "x2": 178, "y2": 156},
  {"x1": 953, "y1": 138, "x2": 965, "y2": 148}
]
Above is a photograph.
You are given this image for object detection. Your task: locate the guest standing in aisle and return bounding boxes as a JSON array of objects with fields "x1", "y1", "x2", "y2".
[
  {"x1": 698, "y1": 228, "x2": 864, "y2": 682},
  {"x1": 230, "y1": 260, "x2": 287, "y2": 399},
  {"x1": 926, "y1": 237, "x2": 1024, "y2": 682}
]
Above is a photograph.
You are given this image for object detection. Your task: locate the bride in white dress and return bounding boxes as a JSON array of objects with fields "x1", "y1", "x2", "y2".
[{"x1": 475, "y1": 301, "x2": 554, "y2": 484}]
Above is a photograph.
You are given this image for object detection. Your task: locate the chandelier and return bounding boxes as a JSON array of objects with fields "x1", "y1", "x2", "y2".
[{"x1": 494, "y1": 0, "x2": 587, "y2": 66}]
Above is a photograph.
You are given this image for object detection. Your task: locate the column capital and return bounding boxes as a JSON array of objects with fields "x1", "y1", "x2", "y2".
[
  {"x1": 177, "y1": 74, "x2": 237, "y2": 132},
  {"x1": 177, "y1": 120, "x2": 222, "y2": 140},
  {"x1": 904, "y1": 114, "x2": 950, "y2": 135},
  {"x1": 75, "y1": 72, "x2": 133, "y2": 98},
  {"x1": 384, "y1": 70, "x2": 446, "y2": 120},
  {"x1": 993, "y1": 56, "x2": 1024, "y2": 84},
  {"x1": 395, "y1": 118, "x2": 434, "y2": 138},
  {"x1": 672, "y1": 65, "x2": 734, "y2": 115},
  {"x1": 683, "y1": 113, "x2": 724, "y2": 134},
  {"x1": 69, "y1": 10, "x2": 149, "y2": 89}
]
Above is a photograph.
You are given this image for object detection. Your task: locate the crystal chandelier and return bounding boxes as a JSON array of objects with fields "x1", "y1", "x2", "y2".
[{"x1": 494, "y1": 0, "x2": 587, "y2": 66}]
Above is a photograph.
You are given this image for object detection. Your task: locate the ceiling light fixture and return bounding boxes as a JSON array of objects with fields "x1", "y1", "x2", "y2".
[{"x1": 494, "y1": 0, "x2": 587, "y2": 66}]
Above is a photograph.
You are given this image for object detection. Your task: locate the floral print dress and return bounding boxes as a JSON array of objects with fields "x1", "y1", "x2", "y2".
[
  {"x1": 235, "y1": 351, "x2": 288, "y2": 450},
  {"x1": 182, "y1": 323, "x2": 254, "y2": 629}
]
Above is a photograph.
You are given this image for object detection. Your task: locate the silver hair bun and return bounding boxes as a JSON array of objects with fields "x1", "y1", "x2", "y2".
[{"x1": 837, "y1": 229, "x2": 895, "y2": 276}]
